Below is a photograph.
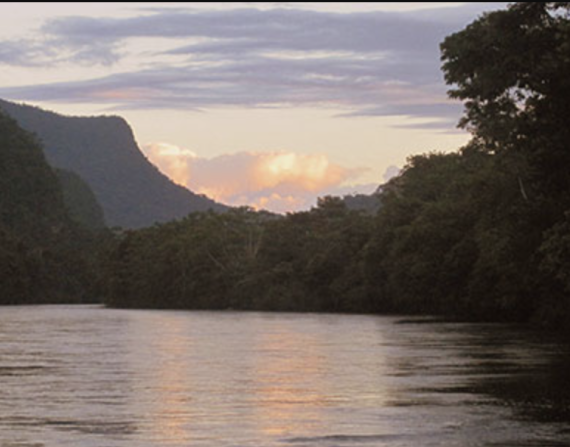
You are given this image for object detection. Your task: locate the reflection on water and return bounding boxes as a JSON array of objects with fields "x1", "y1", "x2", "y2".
[
  {"x1": 0, "y1": 306, "x2": 570, "y2": 446},
  {"x1": 143, "y1": 314, "x2": 194, "y2": 443},
  {"x1": 251, "y1": 324, "x2": 328, "y2": 437}
]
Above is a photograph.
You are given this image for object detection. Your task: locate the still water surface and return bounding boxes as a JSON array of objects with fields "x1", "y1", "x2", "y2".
[{"x1": 1, "y1": 305, "x2": 570, "y2": 447}]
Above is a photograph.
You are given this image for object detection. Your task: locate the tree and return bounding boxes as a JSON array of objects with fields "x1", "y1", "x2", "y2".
[
  {"x1": 440, "y1": 2, "x2": 570, "y2": 324},
  {"x1": 441, "y1": 2, "x2": 570, "y2": 203}
]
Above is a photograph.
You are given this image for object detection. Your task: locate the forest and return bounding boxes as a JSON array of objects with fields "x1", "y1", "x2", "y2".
[
  {"x1": 1, "y1": 2, "x2": 570, "y2": 329},
  {"x1": 0, "y1": 112, "x2": 104, "y2": 304}
]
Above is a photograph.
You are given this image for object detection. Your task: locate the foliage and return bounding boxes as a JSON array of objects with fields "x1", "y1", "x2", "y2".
[
  {"x1": 0, "y1": 112, "x2": 105, "y2": 304},
  {"x1": 441, "y1": 2, "x2": 570, "y2": 211},
  {"x1": 103, "y1": 202, "x2": 374, "y2": 312},
  {"x1": 437, "y1": 2, "x2": 570, "y2": 325}
]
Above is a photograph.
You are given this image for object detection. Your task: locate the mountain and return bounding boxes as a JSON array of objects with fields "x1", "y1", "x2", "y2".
[
  {"x1": 0, "y1": 112, "x2": 69, "y2": 240},
  {"x1": 55, "y1": 168, "x2": 106, "y2": 231},
  {"x1": 0, "y1": 99, "x2": 226, "y2": 228},
  {"x1": 0, "y1": 111, "x2": 94, "y2": 304}
]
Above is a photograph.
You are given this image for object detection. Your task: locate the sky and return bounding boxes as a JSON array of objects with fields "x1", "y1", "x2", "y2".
[{"x1": 0, "y1": 2, "x2": 507, "y2": 213}]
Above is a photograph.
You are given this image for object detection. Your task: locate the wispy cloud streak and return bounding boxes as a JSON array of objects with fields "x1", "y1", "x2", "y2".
[{"x1": 0, "y1": 4, "x2": 506, "y2": 129}]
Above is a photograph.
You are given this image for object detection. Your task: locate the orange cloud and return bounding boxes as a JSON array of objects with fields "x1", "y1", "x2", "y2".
[
  {"x1": 254, "y1": 152, "x2": 348, "y2": 192},
  {"x1": 143, "y1": 143, "x2": 370, "y2": 213},
  {"x1": 144, "y1": 142, "x2": 197, "y2": 187}
]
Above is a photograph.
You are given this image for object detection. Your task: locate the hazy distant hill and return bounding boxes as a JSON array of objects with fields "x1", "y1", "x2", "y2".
[{"x1": 0, "y1": 99, "x2": 226, "y2": 228}]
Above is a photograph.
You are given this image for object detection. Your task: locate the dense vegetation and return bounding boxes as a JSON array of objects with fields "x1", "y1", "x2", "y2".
[
  {"x1": 100, "y1": 3, "x2": 570, "y2": 329},
  {"x1": 2, "y1": 3, "x2": 569, "y2": 330},
  {"x1": 0, "y1": 113, "x2": 103, "y2": 304},
  {"x1": 0, "y1": 99, "x2": 226, "y2": 229},
  {"x1": 104, "y1": 201, "x2": 375, "y2": 312}
]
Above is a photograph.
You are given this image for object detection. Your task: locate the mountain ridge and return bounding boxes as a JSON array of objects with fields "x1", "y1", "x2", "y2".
[{"x1": 0, "y1": 99, "x2": 226, "y2": 228}]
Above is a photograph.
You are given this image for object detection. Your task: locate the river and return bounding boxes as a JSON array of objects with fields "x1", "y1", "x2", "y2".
[{"x1": 0, "y1": 305, "x2": 569, "y2": 446}]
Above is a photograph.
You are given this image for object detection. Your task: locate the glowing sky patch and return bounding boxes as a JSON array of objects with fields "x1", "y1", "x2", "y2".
[{"x1": 144, "y1": 142, "x2": 368, "y2": 213}]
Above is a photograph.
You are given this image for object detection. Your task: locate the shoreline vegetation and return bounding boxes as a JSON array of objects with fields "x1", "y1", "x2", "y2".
[{"x1": 1, "y1": 3, "x2": 570, "y2": 332}]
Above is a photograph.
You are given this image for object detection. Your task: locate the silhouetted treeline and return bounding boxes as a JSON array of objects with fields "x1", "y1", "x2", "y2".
[
  {"x1": 103, "y1": 201, "x2": 375, "y2": 312},
  {"x1": 100, "y1": 146, "x2": 567, "y2": 328}
]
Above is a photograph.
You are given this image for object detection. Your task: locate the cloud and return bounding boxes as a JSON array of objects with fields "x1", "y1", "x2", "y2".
[
  {"x1": 0, "y1": 3, "x2": 507, "y2": 129},
  {"x1": 143, "y1": 142, "x2": 198, "y2": 187},
  {"x1": 0, "y1": 40, "x2": 56, "y2": 66},
  {"x1": 144, "y1": 142, "x2": 369, "y2": 213}
]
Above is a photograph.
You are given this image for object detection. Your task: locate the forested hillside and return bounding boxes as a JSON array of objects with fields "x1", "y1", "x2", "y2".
[
  {"x1": 56, "y1": 169, "x2": 106, "y2": 231},
  {"x1": 0, "y1": 113, "x2": 100, "y2": 304},
  {"x1": 0, "y1": 99, "x2": 226, "y2": 228}
]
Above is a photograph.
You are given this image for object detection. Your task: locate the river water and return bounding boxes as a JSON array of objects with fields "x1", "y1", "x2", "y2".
[{"x1": 1, "y1": 305, "x2": 570, "y2": 447}]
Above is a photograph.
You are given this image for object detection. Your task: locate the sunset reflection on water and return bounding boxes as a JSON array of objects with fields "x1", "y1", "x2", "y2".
[
  {"x1": 250, "y1": 325, "x2": 329, "y2": 437},
  {"x1": 123, "y1": 311, "x2": 390, "y2": 445},
  {"x1": 145, "y1": 314, "x2": 194, "y2": 444}
]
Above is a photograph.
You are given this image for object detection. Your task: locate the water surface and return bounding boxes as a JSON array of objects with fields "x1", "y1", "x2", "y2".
[{"x1": 1, "y1": 305, "x2": 569, "y2": 446}]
